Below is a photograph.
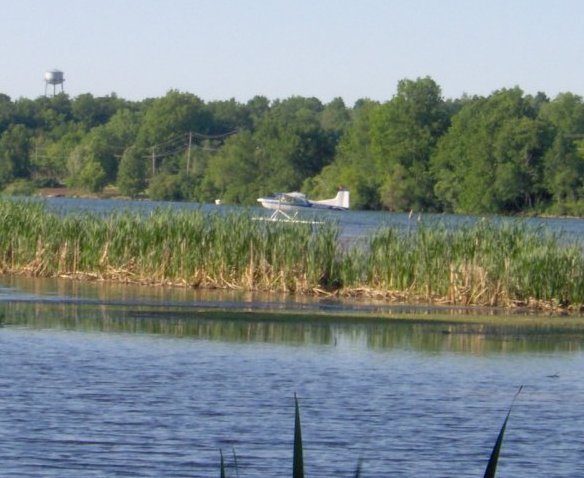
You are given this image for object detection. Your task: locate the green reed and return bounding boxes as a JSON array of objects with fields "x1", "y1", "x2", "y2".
[
  {"x1": 341, "y1": 219, "x2": 584, "y2": 308},
  {"x1": 0, "y1": 199, "x2": 340, "y2": 292},
  {"x1": 2, "y1": 199, "x2": 584, "y2": 308},
  {"x1": 218, "y1": 392, "x2": 518, "y2": 477}
]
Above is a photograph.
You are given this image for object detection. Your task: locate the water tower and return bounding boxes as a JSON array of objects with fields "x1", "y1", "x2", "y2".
[{"x1": 44, "y1": 69, "x2": 65, "y2": 96}]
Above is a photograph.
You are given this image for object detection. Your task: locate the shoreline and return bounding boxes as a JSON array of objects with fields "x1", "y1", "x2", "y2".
[
  {"x1": 2, "y1": 270, "x2": 582, "y2": 325},
  {"x1": 31, "y1": 188, "x2": 584, "y2": 220}
]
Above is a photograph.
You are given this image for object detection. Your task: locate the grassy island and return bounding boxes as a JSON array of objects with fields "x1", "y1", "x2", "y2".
[{"x1": 2, "y1": 199, "x2": 584, "y2": 311}]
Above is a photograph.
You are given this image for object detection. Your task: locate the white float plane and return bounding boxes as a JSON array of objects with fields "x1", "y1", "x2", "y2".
[{"x1": 256, "y1": 189, "x2": 349, "y2": 222}]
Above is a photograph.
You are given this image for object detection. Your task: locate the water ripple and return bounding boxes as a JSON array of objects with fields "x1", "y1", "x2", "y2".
[{"x1": 2, "y1": 315, "x2": 584, "y2": 476}]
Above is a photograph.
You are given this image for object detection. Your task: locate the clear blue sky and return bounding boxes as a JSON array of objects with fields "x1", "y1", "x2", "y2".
[{"x1": 2, "y1": 0, "x2": 583, "y2": 105}]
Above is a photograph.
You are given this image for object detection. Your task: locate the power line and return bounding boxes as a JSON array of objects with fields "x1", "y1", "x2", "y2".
[
  {"x1": 29, "y1": 130, "x2": 237, "y2": 174},
  {"x1": 192, "y1": 130, "x2": 237, "y2": 140}
]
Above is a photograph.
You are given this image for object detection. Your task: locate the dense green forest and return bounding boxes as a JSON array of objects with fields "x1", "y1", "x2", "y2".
[{"x1": 2, "y1": 77, "x2": 584, "y2": 215}]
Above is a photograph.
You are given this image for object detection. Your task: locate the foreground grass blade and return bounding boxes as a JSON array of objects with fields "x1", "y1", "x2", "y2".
[
  {"x1": 354, "y1": 458, "x2": 362, "y2": 478},
  {"x1": 293, "y1": 393, "x2": 304, "y2": 478},
  {"x1": 220, "y1": 449, "x2": 226, "y2": 478},
  {"x1": 232, "y1": 448, "x2": 239, "y2": 478},
  {"x1": 483, "y1": 386, "x2": 523, "y2": 478}
]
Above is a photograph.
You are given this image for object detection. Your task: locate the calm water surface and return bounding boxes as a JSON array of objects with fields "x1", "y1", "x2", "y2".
[{"x1": 2, "y1": 276, "x2": 584, "y2": 477}]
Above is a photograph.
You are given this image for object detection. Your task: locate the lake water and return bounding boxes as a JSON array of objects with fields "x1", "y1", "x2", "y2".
[
  {"x1": 2, "y1": 274, "x2": 584, "y2": 477},
  {"x1": 2, "y1": 198, "x2": 584, "y2": 476},
  {"x1": 23, "y1": 195, "x2": 584, "y2": 243}
]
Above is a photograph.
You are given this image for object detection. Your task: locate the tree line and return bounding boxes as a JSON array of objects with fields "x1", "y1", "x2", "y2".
[{"x1": 2, "y1": 77, "x2": 584, "y2": 215}]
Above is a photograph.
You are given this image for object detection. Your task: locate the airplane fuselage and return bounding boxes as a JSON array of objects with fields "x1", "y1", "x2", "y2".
[{"x1": 257, "y1": 190, "x2": 349, "y2": 211}]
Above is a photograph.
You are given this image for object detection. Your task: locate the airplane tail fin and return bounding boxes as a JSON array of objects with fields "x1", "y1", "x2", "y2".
[
  {"x1": 313, "y1": 189, "x2": 350, "y2": 209},
  {"x1": 335, "y1": 189, "x2": 350, "y2": 209}
]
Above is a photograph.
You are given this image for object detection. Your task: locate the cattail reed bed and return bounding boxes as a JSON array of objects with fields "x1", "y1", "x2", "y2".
[
  {"x1": 341, "y1": 220, "x2": 584, "y2": 310},
  {"x1": 2, "y1": 199, "x2": 584, "y2": 310},
  {"x1": 0, "y1": 199, "x2": 338, "y2": 293}
]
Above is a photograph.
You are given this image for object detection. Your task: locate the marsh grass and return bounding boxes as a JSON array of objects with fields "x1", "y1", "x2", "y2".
[
  {"x1": 342, "y1": 220, "x2": 584, "y2": 309},
  {"x1": 2, "y1": 199, "x2": 584, "y2": 309},
  {"x1": 0, "y1": 199, "x2": 340, "y2": 293}
]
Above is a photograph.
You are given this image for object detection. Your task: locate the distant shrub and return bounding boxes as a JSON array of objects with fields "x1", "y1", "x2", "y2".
[{"x1": 1, "y1": 179, "x2": 36, "y2": 196}]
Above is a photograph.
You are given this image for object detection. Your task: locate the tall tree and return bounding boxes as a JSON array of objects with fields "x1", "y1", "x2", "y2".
[
  {"x1": 72, "y1": 93, "x2": 125, "y2": 129},
  {"x1": 117, "y1": 145, "x2": 146, "y2": 198},
  {"x1": 31, "y1": 124, "x2": 85, "y2": 184},
  {"x1": 135, "y1": 91, "x2": 211, "y2": 182},
  {"x1": 432, "y1": 88, "x2": 547, "y2": 213},
  {"x1": 305, "y1": 99, "x2": 380, "y2": 209},
  {"x1": 253, "y1": 96, "x2": 335, "y2": 196},
  {"x1": 320, "y1": 97, "x2": 351, "y2": 141},
  {"x1": 0, "y1": 94, "x2": 14, "y2": 136},
  {"x1": 538, "y1": 93, "x2": 584, "y2": 212},
  {"x1": 206, "y1": 98, "x2": 251, "y2": 133},
  {"x1": 246, "y1": 95, "x2": 271, "y2": 130},
  {"x1": 136, "y1": 90, "x2": 211, "y2": 148},
  {"x1": 206, "y1": 131, "x2": 262, "y2": 204},
  {"x1": 0, "y1": 124, "x2": 32, "y2": 188},
  {"x1": 370, "y1": 77, "x2": 449, "y2": 211}
]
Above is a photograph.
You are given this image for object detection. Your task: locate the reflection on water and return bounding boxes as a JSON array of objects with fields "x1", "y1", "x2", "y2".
[
  {"x1": 3, "y1": 276, "x2": 584, "y2": 477},
  {"x1": 3, "y1": 301, "x2": 584, "y2": 355},
  {"x1": 2, "y1": 308, "x2": 584, "y2": 477}
]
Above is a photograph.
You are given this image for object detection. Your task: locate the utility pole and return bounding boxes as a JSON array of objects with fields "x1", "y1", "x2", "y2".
[
  {"x1": 34, "y1": 138, "x2": 38, "y2": 179},
  {"x1": 151, "y1": 147, "x2": 156, "y2": 176},
  {"x1": 186, "y1": 132, "x2": 192, "y2": 175}
]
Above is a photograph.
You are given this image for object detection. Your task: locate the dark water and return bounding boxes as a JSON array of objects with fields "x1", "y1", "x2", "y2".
[{"x1": 2, "y1": 276, "x2": 584, "y2": 477}]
